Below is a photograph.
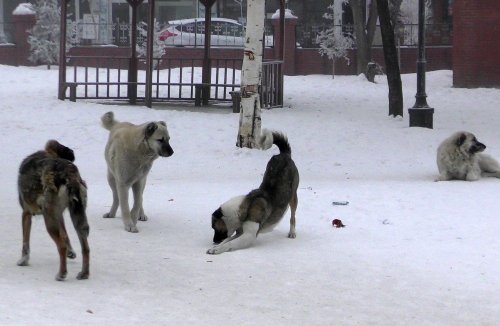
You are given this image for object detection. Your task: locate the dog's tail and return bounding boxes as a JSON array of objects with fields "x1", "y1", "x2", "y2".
[
  {"x1": 257, "y1": 129, "x2": 291, "y2": 155},
  {"x1": 101, "y1": 111, "x2": 117, "y2": 131},
  {"x1": 45, "y1": 140, "x2": 75, "y2": 162},
  {"x1": 66, "y1": 165, "x2": 90, "y2": 238}
]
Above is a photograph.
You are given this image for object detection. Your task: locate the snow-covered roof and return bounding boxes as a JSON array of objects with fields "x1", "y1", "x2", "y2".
[
  {"x1": 271, "y1": 8, "x2": 298, "y2": 19},
  {"x1": 12, "y1": 3, "x2": 35, "y2": 16}
]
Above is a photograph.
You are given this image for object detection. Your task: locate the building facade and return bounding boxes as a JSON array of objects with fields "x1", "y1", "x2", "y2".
[
  {"x1": 1, "y1": 0, "x2": 453, "y2": 46},
  {"x1": 452, "y1": 0, "x2": 500, "y2": 87},
  {"x1": 0, "y1": 0, "x2": 462, "y2": 81}
]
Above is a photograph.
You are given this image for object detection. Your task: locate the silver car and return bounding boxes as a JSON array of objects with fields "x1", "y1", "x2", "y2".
[{"x1": 159, "y1": 18, "x2": 272, "y2": 47}]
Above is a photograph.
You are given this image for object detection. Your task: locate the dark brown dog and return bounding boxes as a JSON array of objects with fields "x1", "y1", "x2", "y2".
[{"x1": 17, "y1": 140, "x2": 90, "y2": 281}]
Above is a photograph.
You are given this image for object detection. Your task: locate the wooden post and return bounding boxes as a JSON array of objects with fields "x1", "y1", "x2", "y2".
[
  {"x1": 200, "y1": 0, "x2": 216, "y2": 105},
  {"x1": 58, "y1": 0, "x2": 69, "y2": 100},
  {"x1": 279, "y1": 0, "x2": 284, "y2": 60},
  {"x1": 145, "y1": 0, "x2": 155, "y2": 108},
  {"x1": 127, "y1": 0, "x2": 143, "y2": 104}
]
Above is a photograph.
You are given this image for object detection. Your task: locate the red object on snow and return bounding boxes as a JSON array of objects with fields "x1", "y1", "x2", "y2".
[{"x1": 332, "y1": 219, "x2": 345, "y2": 228}]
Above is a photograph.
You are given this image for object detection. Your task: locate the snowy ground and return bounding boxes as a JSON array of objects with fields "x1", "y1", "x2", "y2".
[{"x1": 0, "y1": 65, "x2": 499, "y2": 325}]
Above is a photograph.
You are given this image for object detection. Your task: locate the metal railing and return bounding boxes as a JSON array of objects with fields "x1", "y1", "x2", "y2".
[
  {"x1": 150, "y1": 58, "x2": 242, "y2": 102},
  {"x1": 63, "y1": 56, "x2": 240, "y2": 102},
  {"x1": 0, "y1": 22, "x2": 15, "y2": 44},
  {"x1": 62, "y1": 55, "x2": 283, "y2": 109},
  {"x1": 64, "y1": 56, "x2": 132, "y2": 100},
  {"x1": 395, "y1": 23, "x2": 452, "y2": 46},
  {"x1": 297, "y1": 23, "x2": 452, "y2": 48},
  {"x1": 66, "y1": 20, "x2": 274, "y2": 48},
  {"x1": 261, "y1": 60, "x2": 283, "y2": 109}
]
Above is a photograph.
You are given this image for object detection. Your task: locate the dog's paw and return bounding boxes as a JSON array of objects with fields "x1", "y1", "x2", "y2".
[
  {"x1": 207, "y1": 247, "x2": 223, "y2": 255},
  {"x1": 288, "y1": 232, "x2": 296, "y2": 239},
  {"x1": 125, "y1": 225, "x2": 139, "y2": 233},
  {"x1": 138, "y1": 214, "x2": 148, "y2": 222},
  {"x1": 76, "y1": 271, "x2": 89, "y2": 280},
  {"x1": 465, "y1": 174, "x2": 480, "y2": 181},
  {"x1": 67, "y1": 249, "x2": 77, "y2": 259},
  {"x1": 55, "y1": 271, "x2": 67, "y2": 281},
  {"x1": 434, "y1": 175, "x2": 447, "y2": 182},
  {"x1": 103, "y1": 213, "x2": 115, "y2": 218},
  {"x1": 17, "y1": 256, "x2": 29, "y2": 266}
]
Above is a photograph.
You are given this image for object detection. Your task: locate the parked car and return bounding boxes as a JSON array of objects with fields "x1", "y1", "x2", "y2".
[{"x1": 159, "y1": 18, "x2": 273, "y2": 47}]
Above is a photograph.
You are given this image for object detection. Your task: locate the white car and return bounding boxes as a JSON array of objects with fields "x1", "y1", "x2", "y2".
[{"x1": 159, "y1": 18, "x2": 273, "y2": 47}]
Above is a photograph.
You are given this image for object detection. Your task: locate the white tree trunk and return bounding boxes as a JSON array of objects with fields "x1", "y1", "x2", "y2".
[{"x1": 236, "y1": 0, "x2": 265, "y2": 148}]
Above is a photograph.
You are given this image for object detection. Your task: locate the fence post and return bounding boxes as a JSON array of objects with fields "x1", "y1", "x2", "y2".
[
  {"x1": 271, "y1": 10, "x2": 297, "y2": 75},
  {"x1": 12, "y1": 11, "x2": 36, "y2": 66}
]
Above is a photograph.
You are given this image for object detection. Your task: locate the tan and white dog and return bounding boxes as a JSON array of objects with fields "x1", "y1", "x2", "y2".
[
  {"x1": 436, "y1": 131, "x2": 500, "y2": 181},
  {"x1": 101, "y1": 111, "x2": 173, "y2": 232}
]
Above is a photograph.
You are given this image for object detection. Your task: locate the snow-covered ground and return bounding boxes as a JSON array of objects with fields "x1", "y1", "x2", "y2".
[{"x1": 0, "y1": 65, "x2": 499, "y2": 325}]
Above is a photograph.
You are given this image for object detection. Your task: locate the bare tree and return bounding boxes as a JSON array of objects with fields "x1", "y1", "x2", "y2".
[
  {"x1": 236, "y1": 0, "x2": 266, "y2": 148},
  {"x1": 349, "y1": 0, "x2": 378, "y2": 76},
  {"x1": 316, "y1": 2, "x2": 355, "y2": 79},
  {"x1": 376, "y1": 0, "x2": 403, "y2": 117}
]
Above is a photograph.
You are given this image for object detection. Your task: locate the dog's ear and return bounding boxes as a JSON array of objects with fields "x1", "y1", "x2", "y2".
[
  {"x1": 144, "y1": 122, "x2": 158, "y2": 139},
  {"x1": 158, "y1": 121, "x2": 166, "y2": 127},
  {"x1": 456, "y1": 133, "x2": 467, "y2": 147},
  {"x1": 212, "y1": 207, "x2": 223, "y2": 219}
]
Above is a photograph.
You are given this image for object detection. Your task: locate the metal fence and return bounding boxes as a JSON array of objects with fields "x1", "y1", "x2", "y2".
[
  {"x1": 0, "y1": 22, "x2": 15, "y2": 44},
  {"x1": 62, "y1": 55, "x2": 283, "y2": 109},
  {"x1": 297, "y1": 23, "x2": 452, "y2": 48},
  {"x1": 7, "y1": 19, "x2": 451, "y2": 49},
  {"x1": 63, "y1": 56, "x2": 240, "y2": 101},
  {"x1": 261, "y1": 60, "x2": 283, "y2": 109},
  {"x1": 66, "y1": 19, "x2": 275, "y2": 48}
]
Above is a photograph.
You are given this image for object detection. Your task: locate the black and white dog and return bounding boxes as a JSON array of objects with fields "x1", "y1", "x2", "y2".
[{"x1": 207, "y1": 130, "x2": 299, "y2": 254}]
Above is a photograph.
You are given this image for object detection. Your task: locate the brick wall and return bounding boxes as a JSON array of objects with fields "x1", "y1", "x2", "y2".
[
  {"x1": 453, "y1": 0, "x2": 500, "y2": 88},
  {"x1": 12, "y1": 14, "x2": 36, "y2": 66},
  {"x1": 295, "y1": 46, "x2": 452, "y2": 76},
  {"x1": 0, "y1": 44, "x2": 17, "y2": 65},
  {"x1": 0, "y1": 13, "x2": 36, "y2": 66}
]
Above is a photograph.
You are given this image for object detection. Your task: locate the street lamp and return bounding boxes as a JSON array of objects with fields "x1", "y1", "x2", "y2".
[
  {"x1": 234, "y1": 0, "x2": 243, "y2": 25},
  {"x1": 408, "y1": 0, "x2": 434, "y2": 128}
]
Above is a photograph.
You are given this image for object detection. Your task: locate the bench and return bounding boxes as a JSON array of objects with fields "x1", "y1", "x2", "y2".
[
  {"x1": 229, "y1": 91, "x2": 241, "y2": 113},
  {"x1": 64, "y1": 82, "x2": 77, "y2": 102},
  {"x1": 194, "y1": 83, "x2": 241, "y2": 112}
]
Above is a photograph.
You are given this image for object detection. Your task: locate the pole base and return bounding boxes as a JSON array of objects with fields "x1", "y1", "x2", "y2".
[{"x1": 408, "y1": 107, "x2": 434, "y2": 129}]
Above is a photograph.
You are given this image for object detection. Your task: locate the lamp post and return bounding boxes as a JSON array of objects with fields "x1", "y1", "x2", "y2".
[
  {"x1": 408, "y1": 0, "x2": 434, "y2": 128},
  {"x1": 234, "y1": 0, "x2": 243, "y2": 25}
]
